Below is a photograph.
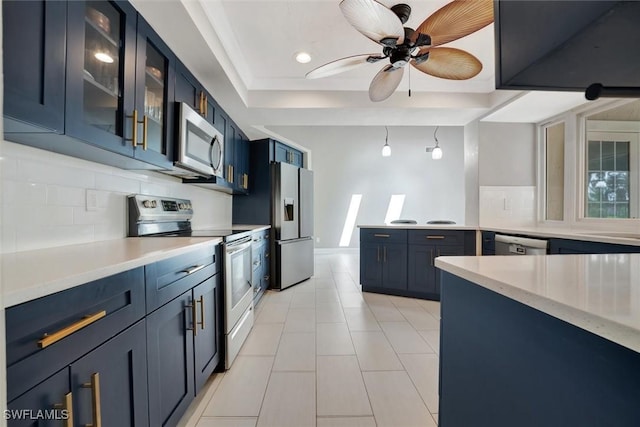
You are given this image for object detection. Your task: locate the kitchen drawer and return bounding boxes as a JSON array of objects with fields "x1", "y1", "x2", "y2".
[
  {"x1": 6, "y1": 267, "x2": 145, "y2": 401},
  {"x1": 409, "y1": 230, "x2": 467, "y2": 246},
  {"x1": 482, "y1": 231, "x2": 496, "y2": 255},
  {"x1": 252, "y1": 228, "x2": 270, "y2": 244},
  {"x1": 145, "y1": 244, "x2": 220, "y2": 313},
  {"x1": 360, "y1": 228, "x2": 408, "y2": 244}
]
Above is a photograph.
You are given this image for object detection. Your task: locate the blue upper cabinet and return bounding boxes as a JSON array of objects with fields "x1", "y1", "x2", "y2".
[
  {"x1": 66, "y1": 1, "x2": 174, "y2": 169},
  {"x1": 65, "y1": 1, "x2": 139, "y2": 159},
  {"x1": 3, "y1": 0, "x2": 67, "y2": 133},
  {"x1": 274, "y1": 141, "x2": 303, "y2": 167}
]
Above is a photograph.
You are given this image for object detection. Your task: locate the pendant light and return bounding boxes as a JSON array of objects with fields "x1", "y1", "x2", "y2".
[
  {"x1": 426, "y1": 126, "x2": 443, "y2": 160},
  {"x1": 381, "y1": 126, "x2": 391, "y2": 157}
]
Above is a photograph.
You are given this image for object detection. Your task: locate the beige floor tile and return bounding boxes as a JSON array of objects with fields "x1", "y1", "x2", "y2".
[
  {"x1": 343, "y1": 307, "x2": 381, "y2": 332},
  {"x1": 399, "y1": 353, "x2": 440, "y2": 413},
  {"x1": 419, "y1": 329, "x2": 440, "y2": 354},
  {"x1": 317, "y1": 323, "x2": 355, "y2": 355},
  {"x1": 388, "y1": 295, "x2": 421, "y2": 308},
  {"x1": 240, "y1": 323, "x2": 283, "y2": 356},
  {"x1": 432, "y1": 413, "x2": 439, "y2": 424},
  {"x1": 363, "y1": 371, "x2": 435, "y2": 427},
  {"x1": 338, "y1": 292, "x2": 367, "y2": 308},
  {"x1": 255, "y1": 303, "x2": 289, "y2": 324},
  {"x1": 196, "y1": 417, "x2": 257, "y2": 427},
  {"x1": 203, "y1": 356, "x2": 274, "y2": 417},
  {"x1": 335, "y1": 281, "x2": 360, "y2": 293},
  {"x1": 380, "y1": 321, "x2": 433, "y2": 354},
  {"x1": 313, "y1": 278, "x2": 337, "y2": 289},
  {"x1": 351, "y1": 331, "x2": 403, "y2": 371},
  {"x1": 257, "y1": 372, "x2": 316, "y2": 427},
  {"x1": 316, "y1": 417, "x2": 376, "y2": 427},
  {"x1": 290, "y1": 291, "x2": 316, "y2": 307},
  {"x1": 317, "y1": 356, "x2": 372, "y2": 416},
  {"x1": 316, "y1": 289, "x2": 341, "y2": 305},
  {"x1": 273, "y1": 332, "x2": 316, "y2": 371},
  {"x1": 292, "y1": 280, "x2": 316, "y2": 293},
  {"x1": 398, "y1": 306, "x2": 440, "y2": 330},
  {"x1": 418, "y1": 300, "x2": 441, "y2": 318},
  {"x1": 283, "y1": 308, "x2": 316, "y2": 332},
  {"x1": 262, "y1": 290, "x2": 293, "y2": 305},
  {"x1": 368, "y1": 303, "x2": 406, "y2": 322},
  {"x1": 316, "y1": 304, "x2": 346, "y2": 323},
  {"x1": 362, "y1": 292, "x2": 391, "y2": 305}
]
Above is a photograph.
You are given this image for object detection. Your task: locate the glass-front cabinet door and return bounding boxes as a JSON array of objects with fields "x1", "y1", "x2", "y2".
[
  {"x1": 66, "y1": 1, "x2": 137, "y2": 157},
  {"x1": 133, "y1": 18, "x2": 175, "y2": 168}
]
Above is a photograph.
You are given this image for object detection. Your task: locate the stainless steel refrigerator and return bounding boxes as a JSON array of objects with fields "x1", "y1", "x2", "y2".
[{"x1": 272, "y1": 161, "x2": 314, "y2": 289}]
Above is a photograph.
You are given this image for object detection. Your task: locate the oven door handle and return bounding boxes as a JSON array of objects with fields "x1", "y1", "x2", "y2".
[{"x1": 226, "y1": 241, "x2": 252, "y2": 255}]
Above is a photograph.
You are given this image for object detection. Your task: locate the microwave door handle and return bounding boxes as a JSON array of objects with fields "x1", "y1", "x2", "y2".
[{"x1": 210, "y1": 135, "x2": 222, "y2": 171}]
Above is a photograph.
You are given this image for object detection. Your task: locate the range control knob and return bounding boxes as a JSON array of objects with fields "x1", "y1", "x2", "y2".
[
  {"x1": 142, "y1": 200, "x2": 153, "y2": 208},
  {"x1": 151, "y1": 200, "x2": 158, "y2": 208}
]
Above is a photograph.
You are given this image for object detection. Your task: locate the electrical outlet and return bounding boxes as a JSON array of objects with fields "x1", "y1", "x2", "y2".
[
  {"x1": 503, "y1": 197, "x2": 511, "y2": 211},
  {"x1": 86, "y1": 189, "x2": 98, "y2": 211}
]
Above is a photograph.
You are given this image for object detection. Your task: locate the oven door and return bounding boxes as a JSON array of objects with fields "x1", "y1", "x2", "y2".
[
  {"x1": 224, "y1": 238, "x2": 253, "y2": 333},
  {"x1": 175, "y1": 102, "x2": 224, "y2": 178}
]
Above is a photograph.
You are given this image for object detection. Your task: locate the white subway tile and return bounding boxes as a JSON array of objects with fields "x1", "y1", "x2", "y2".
[
  {"x1": 46, "y1": 185, "x2": 85, "y2": 207},
  {"x1": 95, "y1": 173, "x2": 141, "y2": 194},
  {"x1": 15, "y1": 225, "x2": 94, "y2": 252},
  {"x1": 3, "y1": 180, "x2": 47, "y2": 205}
]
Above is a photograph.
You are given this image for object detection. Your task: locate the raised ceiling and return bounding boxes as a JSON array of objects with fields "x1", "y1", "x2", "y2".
[{"x1": 131, "y1": 0, "x2": 591, "y2": 140}]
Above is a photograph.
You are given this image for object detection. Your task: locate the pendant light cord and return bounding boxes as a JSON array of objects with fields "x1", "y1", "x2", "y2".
[{"x1": 433, "y1": 126, "x2": 439, "y2": 147}]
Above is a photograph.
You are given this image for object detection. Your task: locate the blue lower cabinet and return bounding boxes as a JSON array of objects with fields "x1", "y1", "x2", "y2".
[
  {"x1": 193, "y1": 275, "x2": 222, "y2": 393},
  {"x1": 7, "y1": 369, "x2": 70, "y2": 427},
  {"x1": 71, "y1": 320, "x2": 149, "y2": 427},
  {"x1": 549, "y1": 238, "x2": 640, "y2": 254},
  {"x1": 360, "y1": 229, "x2": 408, "y2": 293},
  {"x1": 146, "y1": 291, "x2": 195, "y2": 427}
]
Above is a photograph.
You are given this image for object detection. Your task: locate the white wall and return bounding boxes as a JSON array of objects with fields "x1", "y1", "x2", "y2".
[
  {"x1": 478, "y1": 122, "x2": 537, "y2": 227},
  {"x1": 269, "y1": 125, "x2": 466, "y2": 248},
  {"x1": 1, "y1": 141, "x2": 233, "y2": 253}
]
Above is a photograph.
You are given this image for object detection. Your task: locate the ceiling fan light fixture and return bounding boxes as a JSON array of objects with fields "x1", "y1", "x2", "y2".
[{"x1": 295, "y1": 52, "x2": 312, "y2": 64}]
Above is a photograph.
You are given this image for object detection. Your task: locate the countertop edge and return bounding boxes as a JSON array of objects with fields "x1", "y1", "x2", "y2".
[
  {"x1": 435, "y1": 256, "x2": 640, "y2": 353},
  {"x1": 2, "y1": 237, "x2": 224, "y2": 308}
]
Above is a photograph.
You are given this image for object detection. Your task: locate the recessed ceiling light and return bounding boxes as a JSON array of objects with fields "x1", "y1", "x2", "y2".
[
  {"x1": 295, "y1": 52, "x2": 311, "y2": 64},
  {"x1": 95, "y1": 52, "x2": 114, "y2": 63}
]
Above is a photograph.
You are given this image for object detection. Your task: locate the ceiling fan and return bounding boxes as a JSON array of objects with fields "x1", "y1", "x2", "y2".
[{"x1": 305, "y1": 0, "x2": 494, "y2": 102}]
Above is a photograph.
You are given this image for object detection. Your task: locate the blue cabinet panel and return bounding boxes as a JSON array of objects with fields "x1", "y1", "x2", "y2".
[
  {"x1": 3, "y1": 0, "x2": 66, "y2": 134},
  {"x1": 549, "y1": 238, "x2": 640, "y2": 254},
  {"x1": 274, "y1": 141, "x2": 303, "y2": 167}
]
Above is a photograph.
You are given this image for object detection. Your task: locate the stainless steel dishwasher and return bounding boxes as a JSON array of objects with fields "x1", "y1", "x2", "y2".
[{"x1": 495, "y1": 234, "x2": 548, "y2": 255}]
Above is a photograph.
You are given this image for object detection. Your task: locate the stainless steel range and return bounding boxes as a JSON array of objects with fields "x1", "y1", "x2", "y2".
[{"x1": 128, "y1": 194, "x2": 254, "y2": 369}]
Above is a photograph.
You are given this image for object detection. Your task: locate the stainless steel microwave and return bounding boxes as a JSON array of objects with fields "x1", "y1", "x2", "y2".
[{"x1": 168, "y1": 102, "x2": 224, "y2": 178}]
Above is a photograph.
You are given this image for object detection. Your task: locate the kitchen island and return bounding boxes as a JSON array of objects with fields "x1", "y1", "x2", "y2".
[{"x1": 435, "y1": 254, "x2": 640, "y2": 427}]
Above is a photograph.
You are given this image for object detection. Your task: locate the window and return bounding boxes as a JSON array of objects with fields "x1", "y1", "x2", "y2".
[{"x1": 582, "y1": 99, "x2": 640, "y2": 220}]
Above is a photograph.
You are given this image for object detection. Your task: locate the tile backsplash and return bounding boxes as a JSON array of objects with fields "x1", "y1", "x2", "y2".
[
  {"x1": 1, "y1": 140, "x2": 232, "y2": 253},
  {"x1": 479, "y1": 186, "x2": 536, "y2": 228}
]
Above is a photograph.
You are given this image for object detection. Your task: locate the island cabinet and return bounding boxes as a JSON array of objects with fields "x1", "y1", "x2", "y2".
[
  {"x1": 481, "y1": 231, "x2": 496, "y2": 255},
  {"x1": 360, "y1": 228, "x2": 476, "y2": 300},
  {"x1": 360, "y1": 229, "x2": 408, "y2": 291},
  {"x1": 549, "y1": 238, "x2": 640, "y2": 254}
]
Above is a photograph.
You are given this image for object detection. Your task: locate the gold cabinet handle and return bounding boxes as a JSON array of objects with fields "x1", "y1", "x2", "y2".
[
  {"x1": 182, "y1": 264, "x2": 206, "y2": 275},
  {"x1": 205, "y1": 95, "x2": 208, "y2": 117},
  {"x1": 197, "y1": 296, "x2": 205, "y2": 330},
  {"x1": 53, "y1": 392, "x2": 74, "y2": 427},
  {"x1": 198, "y1": 91, "x2": 205, "y2": 116},
  {"x1": 38, "y1": 311, "x2": 106, "y2": 349},
  {"x1": 141, "y1": 115, "x2": 148, "y2": 150},
  {"x1": 231, "y1": 165, "x2": 234, "y2": 184},
  {"x1": 186, "y1": 300, "x2": 198, "y2": 336},
  {"x1": 127, "y1": 110, "x2": 138, "y2": 148},
  {"x1": 82, "y1": 373, "x2": 102, "y2": 427},
  {"x1": 426, "y1": 236, "x2": 445, "y2": 239},
  {"x1": 373, "y1": 234, "x2": 390, "y2": 238}
]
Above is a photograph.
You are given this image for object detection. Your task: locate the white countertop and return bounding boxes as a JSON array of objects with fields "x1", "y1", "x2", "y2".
[
  {"x1": 358, "y1": 224, "x2": 477, "y2": 230},
  {"x1": 231, "y1": 224, "x2": 270, "y2": 232},
  {"x1": 435, "y1": 254, "x2": 640, "y2": 353},
  {"x1": 1, "y1": 237, "x2": 223, "y2": 308}
]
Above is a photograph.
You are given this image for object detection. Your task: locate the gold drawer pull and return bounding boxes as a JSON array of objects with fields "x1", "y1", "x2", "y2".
[
  {"x1": 82, "y1": 373, "x2": 102, "y2": 427},
  {"x1": 182, "y1": 264, "x2": 206, "y2": 275},
  {"x1": 38, "y1": 311, "x2": 106, "y2": 349},
  {"x1": 426, "y1": 236, "x2": 445, "y2": 239},
  {"x1": 197, "y1": 296, "x2": 205, "y2": 330},
  {"x1": 53, "y1": 392, "x2": 74, "y2": 427},
  {"x1": 373, "y1": 234, "x2": 390, "y2": 238}
]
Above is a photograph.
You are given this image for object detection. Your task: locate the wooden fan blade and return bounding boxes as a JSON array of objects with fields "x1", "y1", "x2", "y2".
[
  {"x1": 411, "y1": 47, "x2": 482, "y2": 80},
  {"x1": 416, "y1": 0, "x2": 493, "y2": 47},
  {"x1": 340, "y1": 0, "x2": 405, "y2": 46},
  {"x1": 369, "y1": 65, "x2": 404, "y2": 102},
  {"x1": 306, "y1": 54, "x2": 381, "y2": 79}
]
